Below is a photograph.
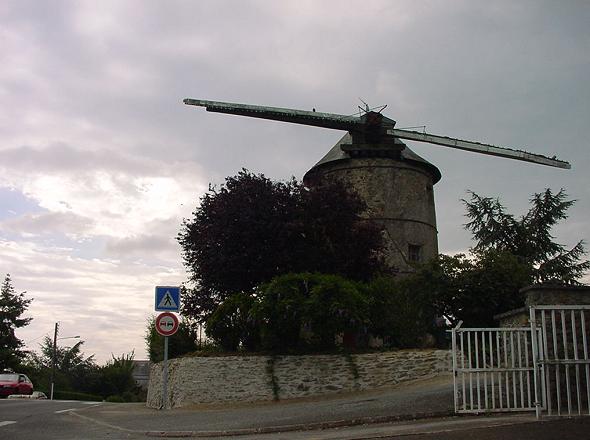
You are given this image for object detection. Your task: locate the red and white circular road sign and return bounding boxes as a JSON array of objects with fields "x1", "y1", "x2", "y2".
[{"x1": 155, "y1": 312, "x2": 179, "y2": 337}]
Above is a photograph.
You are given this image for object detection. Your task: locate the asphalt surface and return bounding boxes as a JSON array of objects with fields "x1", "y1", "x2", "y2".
[
  {"x1": 378, "y1": 417, "x2": 590, "y2": 440},
  {"x1": 222, "y1": 415, "x2": 590, "y2": 440},
  {"x1": 72, "y1": 374, "x2": 455, "y2": 434},
  {"x1": 4, "y1": 375, "x2": 590, "y2": 439},
  {"x1": 0, "y1": 398, "x2": 138, "y2": 440}
]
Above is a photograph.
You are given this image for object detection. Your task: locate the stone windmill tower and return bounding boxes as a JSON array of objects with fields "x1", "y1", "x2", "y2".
[
  {"x1": 302, "y1": 130, "x2": 440, "y2": 273},
  {"x1": 184, "y1": 99, "x2": 570, "y2": 274}
]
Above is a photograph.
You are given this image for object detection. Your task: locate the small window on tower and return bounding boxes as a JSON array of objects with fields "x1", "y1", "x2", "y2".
[{"x1": 408, "y1": 244, "x2": 422, "y2": 262}]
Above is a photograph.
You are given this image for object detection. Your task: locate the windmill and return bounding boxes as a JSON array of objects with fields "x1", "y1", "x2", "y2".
[{"x1": 184, "y1": 98, "x2": 570, "y2": 274}]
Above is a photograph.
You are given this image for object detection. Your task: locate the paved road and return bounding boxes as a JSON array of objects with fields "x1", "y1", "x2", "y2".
[
  {"x1": 0, "y1": 376, "x2": 454, "y2": 438},
  {"x1": 75, "y1": 375, "x2": 455, "y2": 434},
  {"x1": 0, "y1": 399, "x2": 142, "y2": 440},
  {"x1": 3, "y1": 376, "x2": 589, "y2": 439},
  {"x1": 219, "y1": 415, "x2": 590, "y2": 440},
  {"x1": 4, "y1": 399, "x2": 590, "y2": 440},
  {"x1": 379, "y1": 417, "x2": 590, "y2": 440}
]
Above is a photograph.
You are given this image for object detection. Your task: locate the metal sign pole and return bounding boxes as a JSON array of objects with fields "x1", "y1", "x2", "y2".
[
  {"x1": 154, "y1": 287, "x2": 180, "y2": 411},
  {"x1": 163, "y1": 336, "x2": 169, "y2": 410},
  {"x1": 50, "y1": 322, "x2": 58, "y2": 400}
]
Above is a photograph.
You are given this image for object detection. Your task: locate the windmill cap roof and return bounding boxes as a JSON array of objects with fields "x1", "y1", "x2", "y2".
[{"x1": 303, "y1": 133, "x2": 442, "y2": 184}]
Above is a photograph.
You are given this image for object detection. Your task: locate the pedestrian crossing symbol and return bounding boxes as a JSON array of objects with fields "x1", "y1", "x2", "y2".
[
  {"x1": 155, "y1": 286, "x2": 181, "y2": 312},
  {"x1": 158, "y1": 292, "x2": 177, "y2": 309}
]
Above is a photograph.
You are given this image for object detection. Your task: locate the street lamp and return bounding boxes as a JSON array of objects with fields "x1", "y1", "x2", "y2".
[{"x1": 50, "y1": 322, "x2": 80, "y2": 400}]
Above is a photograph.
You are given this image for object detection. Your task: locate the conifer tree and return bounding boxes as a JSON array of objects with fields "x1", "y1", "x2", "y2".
[
  {"x1": 463, "y1": 189, "x2": 589, "y2": 284},
  {"x1": 0, "y1": 274, "x2": 32, "y2": 369}
]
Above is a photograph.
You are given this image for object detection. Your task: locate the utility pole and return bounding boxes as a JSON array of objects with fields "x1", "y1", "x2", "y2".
[{"x1": 50, "y1": 322, "x2": 58, "y2": 400}]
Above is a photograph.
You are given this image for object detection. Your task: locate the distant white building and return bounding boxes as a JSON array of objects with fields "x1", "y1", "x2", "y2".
[{"x1": 132, "y1": 360, "x2": 150, "y2": 389}]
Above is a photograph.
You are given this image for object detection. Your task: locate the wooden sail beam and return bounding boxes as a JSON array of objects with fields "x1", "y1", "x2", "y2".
[{"x1": 184, "y1": 98, "x2": 571, "y2": 170}]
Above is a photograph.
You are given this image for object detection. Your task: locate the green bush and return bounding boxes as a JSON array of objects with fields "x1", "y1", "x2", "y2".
[
  {"x1": 98, "y1": 354, "x2": 135, "y2": 398},
  {"x1": 203, "y1": 272, "x2": 442, "y2": 353},
  {"x1": 254, "y1": 273, "x2": 308, "y2": 351},
  {"x1": 302, "y1": 274, "x2": 368, "y2": 349},
  {"x1": 121, "y1": 390, "x2": 146, "y2": 402},
  {"x1": 41, "y1": 390, "x2": 102, "y2": 401},
  {"x1": 206, "y1": 292, "x2": 260, "y2": 351},
  {"x1": 255, "y1": 273, "x2": 369, "y2": 351},
  {"x1": 364, "y1": 276, "x2": 436, "y2": 348},
  {"x1": 105, "y1": 395, "x2": 124, "y2": 403},
  {"x1": 405, "y1": 252, "x2": 531, "y2": 328}
]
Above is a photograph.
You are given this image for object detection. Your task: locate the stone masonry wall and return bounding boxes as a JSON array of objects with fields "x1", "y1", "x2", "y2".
[
  {"x1": 147, "y1": 349, "x2": 451, "y2": 408},
  {"x1": 522, "y1": 284, "x2": 590, "y2": 307},
  {"x1": 147, "y1": 355, "x2": 273, "y2": 408}
]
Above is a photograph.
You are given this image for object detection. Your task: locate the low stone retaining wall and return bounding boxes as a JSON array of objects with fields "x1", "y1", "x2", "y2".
[{"x1": 147, "y1": 349, "x2": 452, "y2": 408}]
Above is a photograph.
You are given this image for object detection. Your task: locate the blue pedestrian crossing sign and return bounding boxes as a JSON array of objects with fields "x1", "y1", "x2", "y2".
[{"x1": 155, "y1": 286, "x2": 181, "y2": 312}]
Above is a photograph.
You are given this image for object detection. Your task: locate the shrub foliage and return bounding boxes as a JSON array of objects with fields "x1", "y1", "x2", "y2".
[
  {"x1": 176, "y1": 181, "x2": 589, "y2": 353},
  {"x1": 178, "y1": 170, "x2": 384, "y2": 321}
]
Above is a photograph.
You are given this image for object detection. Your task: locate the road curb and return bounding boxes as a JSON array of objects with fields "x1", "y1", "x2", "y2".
[
  {"x1": 143, "y1": 414, "x2": 546, "y2": 439},
  {"x1": 72, "y1": 409, "x2": 455, "y2": 438}
]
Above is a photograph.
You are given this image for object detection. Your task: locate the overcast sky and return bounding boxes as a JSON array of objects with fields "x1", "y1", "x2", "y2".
[{"x1": 1, "y1": 0, "x2": 589, "y2": 363}]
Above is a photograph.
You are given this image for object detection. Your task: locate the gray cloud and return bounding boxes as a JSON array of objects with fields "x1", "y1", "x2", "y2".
[
  {"x1": 105, "y1": 234, "x2": 179, "y2": 259},
  {"x1": 2, "y1": 0, "x2": 589, "y2": 362},
  {"x1": 0, "y1": 211, "x2": 94, "y2": 238},
  {"x1": 1, "y1": 142, "x2": 172, "y2": 177}
]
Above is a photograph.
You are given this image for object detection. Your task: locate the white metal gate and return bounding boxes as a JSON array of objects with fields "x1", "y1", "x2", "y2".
[
  {"x1": 452, "y1": 323, "x2": 541, "y2": 414},
  {"x1": 452, "y1": 305, "x2": 590, "y2": 418},
  {"x1": 530, "y1": 305, "x2": 590, "y2": 417}
]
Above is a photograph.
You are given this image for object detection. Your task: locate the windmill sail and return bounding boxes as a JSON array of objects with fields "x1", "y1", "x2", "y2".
[
  {"x1": 184, "y1": 98, "x2": 571, "y2": 170},
  {"x1": 389, "y1": 129, "x2": 571, "y2": 169},
  {"x1": 184, "y1": 97, "x2": 571, "y2": 274},
  {"x1": 183, "y1": 99, "x2": 365, "y2": 131}
]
